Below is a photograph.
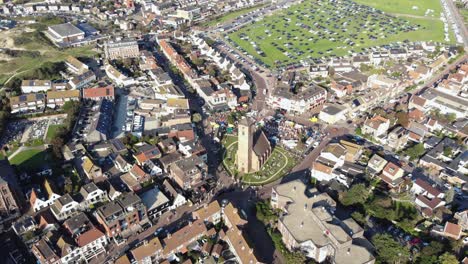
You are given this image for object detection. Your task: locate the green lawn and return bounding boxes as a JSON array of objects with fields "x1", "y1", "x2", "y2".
[
  {"x1": 459, "y1": 8, "x2": 468, "y2": 27},
  {"x1": 353, "y1": 0, "x2": 441, "y2": 17},
  {"x1": 222, "y1": 135, "x2": 297, "y2": 185},
  {"x1": 46, "y1": 124, "x2": 65, "y2": 142},
  {"x1": 228, "y1": 0, "x2": 448, "y2": 68},
  {"x1": 202, "y1": 4, "x2": 268, "y2": 27},
  {"x1": 9, "y1": 149, "x2": 53, "y2": 172}
]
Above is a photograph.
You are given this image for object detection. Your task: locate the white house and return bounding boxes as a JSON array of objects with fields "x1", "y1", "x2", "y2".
[
  {"x1": 79, "y1": 183, "x2": 108, "y2": 209},
  {"x1": 50, "y1": 194, "x2": 80, "y2": 221},
  {"x1": 21, "y1": 80, "x2": 51, "y2": 93}
]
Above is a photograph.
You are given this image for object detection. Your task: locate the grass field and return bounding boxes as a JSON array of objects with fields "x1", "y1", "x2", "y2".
[
  {"x1": 0, "y1": 22, "x2": 97, "y2": 85},
  {"x1": 46, "y1": 124, "x2": 65, "y2": 142},
  {"x1": 228, "y1": 0, "x2": 448, "y2": 68},
  {"x1": 9, "y1": 148, "x2": 52, "y2": 172},
  {"x1": 354, "y1": 0, "x2": 441, "y2": 17},
  {"x1": 202, "y1": 4, "x2": 267, "y2": 27},
  {"x1": 459, "y1": 7, "x2": 468, "y2": 27}
]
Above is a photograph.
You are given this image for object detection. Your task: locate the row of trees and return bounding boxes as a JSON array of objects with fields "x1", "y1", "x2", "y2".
[{"x1": 50, "y1": 101, "x2": 81, "y2": 159}]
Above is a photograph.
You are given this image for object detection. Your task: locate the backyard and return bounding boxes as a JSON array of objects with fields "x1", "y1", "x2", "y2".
[
  {"x1": 227, "y1": 0, "x2": 449, "y2": 68},
  {"x1": 222, "y1": 135, "x2": 297, "y2": 185}
]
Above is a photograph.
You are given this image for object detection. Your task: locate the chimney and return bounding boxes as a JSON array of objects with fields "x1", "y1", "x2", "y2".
[
  {"x1": 301, "y1": 221, "x2": 304, "y2": 228},
  {"x1": 167, "y1": 233, "x2": 172, "y2": 238},
  {"x1": 304, "y1": 203, "x2": 307, "y2": 210},
  {"x1": 293, "y1": 186, "x2": 296, "y2": 191},
  {"x1": 189, "y1": 221, "x2": 193, "y2": 226},
  {"x1": 347, "y1": 248, "x2": 351, "y2": 255}
]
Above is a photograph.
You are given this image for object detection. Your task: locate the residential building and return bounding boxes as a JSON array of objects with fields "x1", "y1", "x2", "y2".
[
  {"x1": 169, "y1": 155, "x2": 207, "y2": 190},
  {"x1": 21, "y1": 80, "x2": 51, "y2": 93},
  {"x1": 10, "y1": 93, "x2": 46, "y2": 114},
  {"x1": 81, "y1": 156, "x2": 103, "y2": 181},
  {"x1": 78, "y1": 183, "x2": 107, "y2": 209},
  {"x1": 162, "y1": 179, "x2": 187, "y2": 210},
  {"x1": 133, "y1": 143, "x2": 162, "y2": 165},
  {"x1": 130, "y1": 237, "x2": 163, "y2": 264},
  {"x1": 104, "y1": 40, "x2": 140, "y2": 60},
  {"x1": 84, "y1": 99, "x2": 113, "y2": 143},
  {"x1": 192, "y1": 201, "x2": 222, "y2": 224},
  {"x1": 379, "y1": 162, "x2": 405, "y2": 189},
  {"x1": 386, "y1": 126, "x2": 409, "y2": 151},
  {"x1": 318, "y1": 104, "x2": 348, "y2": 124},
  {"x1": 63, "y1": 213, "x2": 108, "y2": 262},
  {"x1": 65, "y1": 56, "x2": 89, "y2": 74},
  {"x1": 104, "y1": 64, "x2": 136, "y2": 87},
  {"x1": 50, "y1": 194, "x2": 80, "y2": 221},
  {"x1": 83, "y1": 85, "x2": 115, "y2": 101},
  {"x1": 95, "y1": 193, "x2": 146, "y2": 237},
  {"x1": 362, "y1": 115, "x2": 390, "y2": 139},
  {"x1": 139, "y1": 187, "x2": 170, "y2": 219},
  {"x1": 268, "y1": 84, "x2": 327, "y2": 115},
  {"x1": 29, "y1": 179, "x2": 61, "y2": 212},
  {"x1": 68, "y1": 71, "x2": 96, "y2": 90},
  {"x1": 162, "y1": 220, "x2": 212, "y2": 259},
  {"x1": 46, "y1": 90, "x2": 80, "y2": 108},
  {"x1": 366, "y1": 154, "x2": 388, "y2": 175}
]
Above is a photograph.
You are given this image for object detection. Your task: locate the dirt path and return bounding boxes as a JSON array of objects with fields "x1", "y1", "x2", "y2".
[{"x1": 391, "y1": 13, "x2": 440, "y2": 20}]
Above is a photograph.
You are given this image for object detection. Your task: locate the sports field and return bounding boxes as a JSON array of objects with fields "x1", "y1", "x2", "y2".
[{"x1": 228, "y1": 0, "x2": 448, "y2": 68}]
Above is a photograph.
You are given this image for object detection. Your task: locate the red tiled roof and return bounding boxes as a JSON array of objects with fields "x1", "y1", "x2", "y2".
[
  {"x1": 76, "y1": 227, "x2": 105, "y2": 247},
  {"x1": 408, "y1": 108, "x2": 424, "y2": 121},
  {"x1": 383, "y1": 162, "x2": 401, "y2": 177},
  {"x1": 416, "y1": 195, "x2": 443, "y2": 209},
  {"x1": 414, "y1": 178, "x2": 442, "y2": 197},
  {"x1": 410, "y1": 95, "x2": 426, "y2": 107},
  {"x1": 444, "y1": 222, "x2": 462, "y2": 238},
  {"x1": 83, "y1": 85, "x2": 114, "y2": 99},
  {"x1": 130, "y1": 164, "x2": 146, "y2": 179},
  {"x1": 135, "y1": 152, "x2": 148, "y2": 164}
]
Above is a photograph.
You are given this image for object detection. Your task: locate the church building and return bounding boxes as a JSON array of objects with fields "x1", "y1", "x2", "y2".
[{"x1": 237, "y1": 117, "x2": 272, "y2": 174}]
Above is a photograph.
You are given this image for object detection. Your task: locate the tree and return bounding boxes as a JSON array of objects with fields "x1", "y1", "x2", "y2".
[
  {"x1": 443, "y1": 146, "x2": 453, "y2": 157},
  {"x1": 255, "y1": 201, "x2": 279, "y2": 226},
  {"x1": 351, "y1": 211, "x2": 366, "y2": 225},
  {"x1": 445, "y1": 188, "x2": 455, "y2": 204},
  {"x1": 395, "y1": 112, "x2": 409, "y2": 127},
  {"x1": 192, "y1": 113, "x2": 202, "y2": 123},
  {"x1": 339, "y1": 184, "x2": 370, "y2": 206},
  {"x1": 417, "y1": 241, "x2": 444, "y2": 264},
  {"x1": 50, "y1": 137, "x2": 64, "y2": 159},
  {"x1": 446, "y1": 113, "x2": 457, "y2": 123},
  {"x1": 372, "y1": 234, "x2": 410, "y2": 264},
  {"x1": 438, "y1": 253, "x2": 458, "y2": 264},
  {"x1": 404, "y1": 143, "x2": 425, "y2": 161}
]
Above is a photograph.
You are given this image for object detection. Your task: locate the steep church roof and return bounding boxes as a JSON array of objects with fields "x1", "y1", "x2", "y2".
[{"x1": 253, "y1": 130, "x2": 271, "y2": 157}]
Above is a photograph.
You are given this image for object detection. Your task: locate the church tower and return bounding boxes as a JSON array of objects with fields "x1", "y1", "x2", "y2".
[{"x1": 237, "y1": 117, "x2": 253, "y2": 174}]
